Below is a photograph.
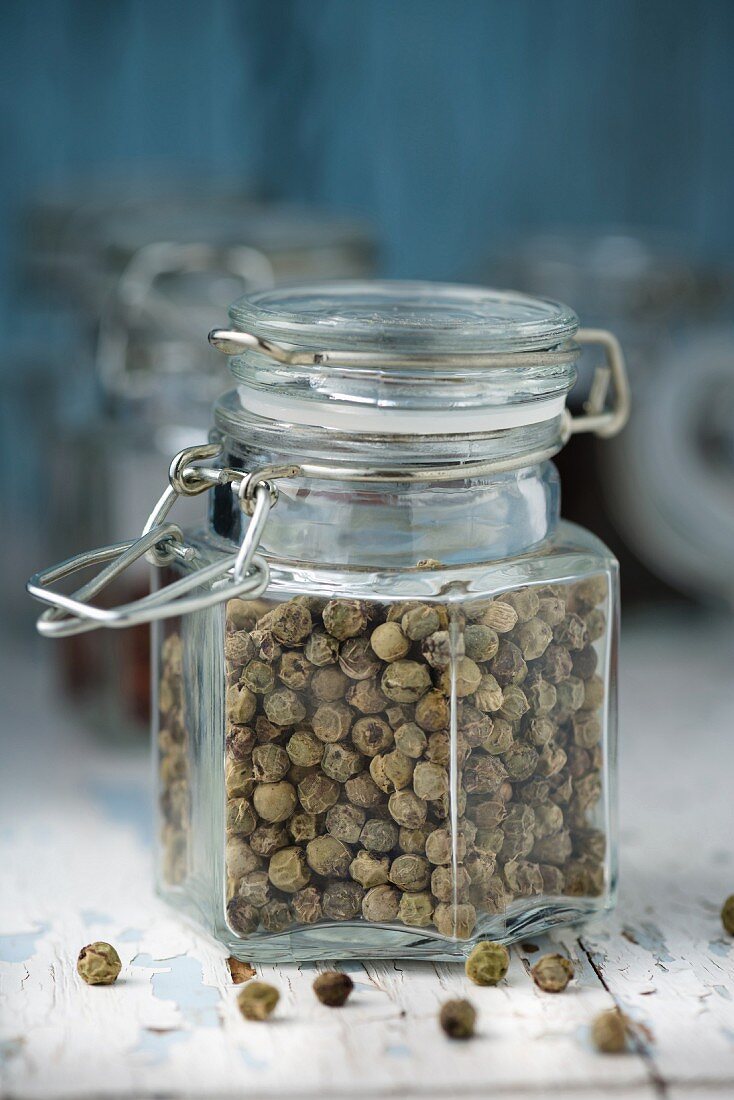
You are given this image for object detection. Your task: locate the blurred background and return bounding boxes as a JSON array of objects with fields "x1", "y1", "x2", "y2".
[{"x1": 2, "y1": 0, "x2": 733, "y2": 739}]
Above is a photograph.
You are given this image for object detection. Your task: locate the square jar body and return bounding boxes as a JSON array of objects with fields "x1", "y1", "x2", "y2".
[{"x1": 154, "y1": 522, "x2": 617, "y2": 962}]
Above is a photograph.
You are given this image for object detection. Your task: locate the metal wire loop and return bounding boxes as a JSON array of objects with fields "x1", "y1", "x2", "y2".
[
  {"x1": 169, "y1": 442, "x2": 223, "y2": 496},
  {"x1": 27, "y1": 444, "x2": 281, "y2": 637}
]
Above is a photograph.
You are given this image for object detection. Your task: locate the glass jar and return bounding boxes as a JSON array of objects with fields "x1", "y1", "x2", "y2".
[
  {"x1": 29, "y1": 281, "x2": 629, "y2": 961},
  {"x1": 482, "y1": 229, "x2": 734, "y2": 604},
  {"x1": 28, "y1": 195, "x2": 377, "y2": 738}
]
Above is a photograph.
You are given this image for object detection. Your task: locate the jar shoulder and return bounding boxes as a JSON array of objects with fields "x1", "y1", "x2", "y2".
[{"x1": 179, "y1": 519, "x2": 617, "y2": 604}]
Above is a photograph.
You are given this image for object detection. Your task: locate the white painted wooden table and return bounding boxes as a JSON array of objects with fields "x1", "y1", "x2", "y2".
[{"x1": 1, "y1": 608, "x2": 733, "y2": 1100}]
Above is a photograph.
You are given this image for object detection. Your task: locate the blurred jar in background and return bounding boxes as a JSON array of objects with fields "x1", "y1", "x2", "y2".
[
  {"x1": 482, "y1": 230, "x2": 734, "y2": 607},
  {"x1": 25, "y1": 182, "x2": 377, "y2": 738}
]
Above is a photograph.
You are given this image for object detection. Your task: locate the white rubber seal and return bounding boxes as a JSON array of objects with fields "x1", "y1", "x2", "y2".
[{"x1": 237, "y1": 386, "x2": 565, "y2": 435}]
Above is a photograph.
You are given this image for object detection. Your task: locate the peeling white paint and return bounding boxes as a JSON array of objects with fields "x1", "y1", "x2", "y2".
[{"x1": 1, "y1": 616, "x2": 733, "y2": 1097}]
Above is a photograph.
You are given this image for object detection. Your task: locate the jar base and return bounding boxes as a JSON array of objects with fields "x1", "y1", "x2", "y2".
[{"x1": 211, "y1": 897, "x2": 612, "y2": 963}]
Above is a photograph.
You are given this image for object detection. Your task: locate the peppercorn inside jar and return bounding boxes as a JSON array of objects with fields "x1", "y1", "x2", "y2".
[{"x1": 210, "y1": 575, "x2": 611, "y2": 948}]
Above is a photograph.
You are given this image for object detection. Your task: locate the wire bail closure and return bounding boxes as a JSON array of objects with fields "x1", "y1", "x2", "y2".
[
  {"x1": 28, "y1": 327, "x2": 629, "y2": 638},
  {"x1": 209, "y1": 325, "x2": 629, "y2": 441},
  {"x1": 26, "y1": 444, "x2": 284, "y2": 638}
]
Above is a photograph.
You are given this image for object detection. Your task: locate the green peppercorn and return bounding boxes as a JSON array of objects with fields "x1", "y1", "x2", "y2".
[
  {"x1": 77, "y1": 942, "x2": 122, "y2": 985},
  {"x1": 312, "y1": 700, "x2": 353, "y2": 743},
  {"x1": 323, "y1": 599, "x2": 370, "y2": 640},
  {"x1": 226, "y1": 798, "x2": 257, "y2": 837},
  {"x1": 286, "y1": 729, "x2": 323, "y2": 768},
  {"x1": 227, "y1": 725, "x2": 256, "y2": 761},
  {"x1": 322, "y1": 881, "x2": 364, "y2": 920},
  {"x1": 313, "y1": 970, "x2": 354, "y2": 1006},
  {"x1": 463, "y1": 753, "x2": 507, "y2": 795},
  {"x1": 721, "y1": 895, "x2": 734, "y2": 935},
  {"x1": 287, "y1": 811, "x2": 320, "y2": 843},
  {"x1": 252, "y1": 744, "x2": 290, "y2": 783},
  {"x1": 350, "y1": 850, "x2": 390, "y2": 888},
  {"x1": 398, "y1": 891, "x2": 434, "y2": 927},
  {"x1": 253, "y1": 781, "x2": 297, "y2": 823},
  {"x1": 268, "y1": 846, "x2": 311, "y2": 893},
  {"x1": 225, "y1": 631, "x2": 255, "y2": 667},
  {"x1": 260, "y1": 900, "x2": 292, "y2": 933},
  {"x1": 465, "y1": 940, "x2": 509, "y2": 985},
  {"x1": 311, "y1": 666, "x2": 350, "y2": 702},
  {"x1": 263, "y1": 687, "x2": 306, "y2": 727},
  {"x1": 278, "y1": 651, "x2": 313, "y2": 690},
  {"x1": 381, "y1": 660, "x2": 432, "y2": 703},
  {"x1": 531, "y1": 953, "x2": 574, "y2": 992},
  {"x1": 422, "y1": 630, "x2": 456, "y2": 669},
  {"x1": 464, "y1": 623, "x2": 500, "y2": 662},
  {"x1": 227, "y1": 897, "x2": 259, "y2": 935},
  {"x1": 360, "y1": 818, "x2": 399, "y2": 853},
  {"x1": 270, "y1": 601, "x2": 313, "y2": 645},
  {"x1": 590, "y1": 1008, "x2": 629, "y2": 1053},
  {"x1": 389, "y1": 853, "x2": 431, "y2": 892},
  {"x1": 346, "y1": 677, "x2": 389, "y2": 714},
  {"x1": 431, "y1": 864, "x2": 471, "y2": 903},
  {"x1": 413, "y1": 689, "x2": 448, "y2": 732},
  {"x1": 394, "y1": 722, "x2": 428, "y2": 758},
  {"x1": 437, "y1": 656, "x2": 482, "y2": 698},
  {"x1": 362, "y1": 883, "x2": 401, "y2": 921},
  {"x1": 325, "y1": 803, "x2": 366, "y2": 844},
  {"x1": 304, "y1": 630, "x2": 339, "y2": 666},
  {"x1": 237, "y1": 870, "x2": 270, "y2": 907},
  {"x1": 241, "y1": 659, "x2": 276, "y2": 695},
  {"x1": 298, "y1": 772, "x2": 340, "y2": 814},
  {"x1": 227, "y1": 684, "x2": 257, "y2": 725},
  {"x1": 250, "y1": 823, "x2": 289, "y2": 857},
  {"x1": 412, "y1": 761, "x2": 448, "y2": 801},
  {"x1": 370, "y1": 749, "x2": 414, "y2": 793},
  {"x1": 402, "y1": 604, "x2": 440, "y2": 641},
  {"x1": 344, "y1": 771, "x2": 384, "y2": 809},
  {"x1": 237, "y1": 980, "x2": 280, "y2": 1021},
  {"x1": 433, "y1": 902, "x2": 476, "y2": 939},
  {"x1": 226, "y1": 836, "x2": 261, "y2": 881},
  {"x1": 498, "y1": 588, "x2": 539, "y2": 623},
  {"x1": 321, "y1": 742, "x2": 363, "y2": 783},
  {"x1": 351, "y1": 716, "x2": 394, "y2": 757},
  {"x1": 480, "y1": 601, "x2": 518, "y2": 633},
  {"x1": 291, "y1": 886, "x2": 322, "y2": 924},
  {"x1": 439, "y1": 998, "x2": 476, "y2": 1039},
  {"x1": 370, "y1": 621, "x2": 410, "y2": 662},
  {"x1": 388, "y1": 789, "x2": 427, "y2": 828}
]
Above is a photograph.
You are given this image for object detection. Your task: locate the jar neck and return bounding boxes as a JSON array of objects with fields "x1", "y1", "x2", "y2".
[{"x1": 209, "y1": 395, "x2": 562, "y2": 568}]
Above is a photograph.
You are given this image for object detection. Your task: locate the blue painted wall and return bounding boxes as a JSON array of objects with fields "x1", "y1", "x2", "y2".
[{"x1": 2, "y1": 0, "x2": 733, "y2": 338}]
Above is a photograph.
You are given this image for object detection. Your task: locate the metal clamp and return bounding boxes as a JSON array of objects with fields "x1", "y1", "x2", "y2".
[
  {"x1": 27, "y1": 444, "x2": 281, "y2": 638},
  {"x1": 562, "y1": 328, "x2": 630, "y2": 440},
  {"x1": 209, "y1": 325, "x2": 628, "y2": 440},
  {"x1": 208, "y1": 328, "x2": 582, "y2": 371},
  {"x1": 97, "y1": 241, "x2": 275, "y2": 400}
]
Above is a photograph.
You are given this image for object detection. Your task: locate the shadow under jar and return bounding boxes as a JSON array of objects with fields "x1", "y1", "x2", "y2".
[{"x1": 31, "y1": 280, "x2": 628, "y2": 962}]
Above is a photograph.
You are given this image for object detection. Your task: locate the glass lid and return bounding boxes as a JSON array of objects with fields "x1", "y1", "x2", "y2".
[
  {"x1": 213, "y1": 281, "x2": 583, "y2": 437},
  {"x1": 227, "y1": 280, "x2": 579, "y2": 355}
]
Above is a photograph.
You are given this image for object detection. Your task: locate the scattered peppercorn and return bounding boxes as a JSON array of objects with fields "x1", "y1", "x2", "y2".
[
  {"x1": 313, "y1": 970, "x2": 354, "y2": 1006},
  {"x1": 721, "y1": 894, "x2": 734, "y2": 935},
  {"x1": 439, "y1": 998, "x2": 477, "y2": 1039},
  {"x1": 465, "y1": 941, "x2": 509, "y2": 985},
  {"x1": 237, "y1": 980, "x2": 280, "y2": 1021},
  {"x1": 530, "y1": 953, "x2": 574, "y2": 992},
  {"x1": 590, "y1": 1008, "x2": 630, "y2": 1053},
  {"x1": 77, "y1": 942, "x2": 122, "y2": 985}
]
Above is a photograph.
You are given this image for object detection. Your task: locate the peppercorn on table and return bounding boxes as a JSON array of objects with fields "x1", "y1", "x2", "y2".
[{"x1": 1, "y1": 608, "x2": 733, "y2": 1099}]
